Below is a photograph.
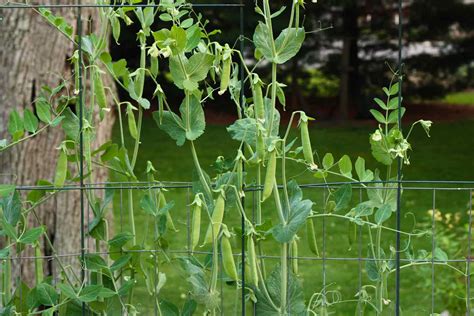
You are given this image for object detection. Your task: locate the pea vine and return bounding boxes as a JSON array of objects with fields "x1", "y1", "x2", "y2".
[{"x1": 0, "y1": 1, "x2": 460, "y2": 315}]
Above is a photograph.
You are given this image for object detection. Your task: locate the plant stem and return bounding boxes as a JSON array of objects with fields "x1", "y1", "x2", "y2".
[
  {"x1": 128, "y1": 189, "x2": 136, "y2": 245},
  {"x1": 281, "y1": 243, "x2": 288, "y2": 315}
]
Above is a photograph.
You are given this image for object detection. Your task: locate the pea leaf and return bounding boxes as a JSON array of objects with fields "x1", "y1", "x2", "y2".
[
  {"x1": 169, "y1": 53, "x2": 214, "y2": 90},
  {"x1": 62, "y1": 108, "x2": 80, "y2": 141},
  {"x1": 375, "y1": 204, "x2": 392, "y2": 224},
  {"x1": 83, "y1": 254, "x2": 108, "y2": 271},
  {"x1": 78, "y1": 285, "x2": 103, "y2": 303},
  {"x1": 253, "y1": 23, "x2": 273, "y2": 61},
  {"x1": 23, "y1": 109, "x2": 39, "y2": 133},
  {"x1": 19, "y1": 226, "x2": 45, "y2": 244},
  {"x1": 2, "y1": 191, "x2": 21, "y2": 226},
  {"x1": 355, "y1": 157, "x2": 374, "y2": 182},
  {"x1": 108, "y1": 232, "x2": 134, "y2": 248},
  {"x1": 333, "y1": 184, "x2": 352, "y2": 212},
  {"x1": 179, "y1": 95, "x2": 206, "y2": 141},
  {"x1": 227, "y1": 118, "x2": 258, "y2": 146},
  {"x1": 369, "y1": 130, "x2": 392, "y2": 165},
  {"x1": 272, "y1": 181, "x2": 313, "y2": 243},
  {"x1": 36, "y1": 283, "x2": 58, "y2": 306},
  {"x1": 35, "y1": 98, "x2": 52, "y2": 123},
  {"x1": 153, "y1": 110, "x2": 186, "y2": 146},
  {"x1": 0, "y1": 185, "x2": 15, "y2": 197},
  {"x1": 338, "y1": 155, "x2": 352, "y2": 178},
  {"x1": 274, "y1": 27, "x2": 305, "y2": 64},
  {"x1": 322, "y1": 153, "x2": 334, "y2": 169},
  {"x1": 8, "y1": 110, "x2": 24, "y2": 141},
  {"x1": 365, "y1": 259, "x2": 379, "y2": 281},
  {"x1": 255, "y1": 265, "x2": 306, "y2": 315}
]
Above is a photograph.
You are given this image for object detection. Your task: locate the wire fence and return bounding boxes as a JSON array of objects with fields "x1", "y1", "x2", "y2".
[{"x1": 1, "y1": 0, "x2": 474, "y2": 315}]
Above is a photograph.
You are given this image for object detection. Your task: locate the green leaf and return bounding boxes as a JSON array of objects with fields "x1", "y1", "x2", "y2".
[
  {"x1": 355, "y1": 157, "x2": 374, "y2": 182},
  {"x1": 152, "y1": 110, "x2": 186, "y2": 146},
  {"x1": 369, "y1": 130, "x2": 392, "y2": 165},
  {"x1": 374, "y1": 98, "x2": 387, "y2": 110},
  {"x1": 185, "y1": 25, "x2": 201, "y2": 52},
  {"x1": 387, "y1": 107, "x2": 406, "y2": 124},
  {"x1": 387, "y1": 97, "x2": 400, "y2": 110},
  {"x1": 2, "y1": 191, "x2": 21, "y2": 226},
  {"x1": 274, "y1": 27, "x2": 305, "y2": 64},
  {"x1": 227, "y1": 118, "x2": 258, "y2": 146},
  {"x1": 322, "y1": 153, "x2": 334, "y2": 169},
  {"x1": 110, "y1": 254, "x2": 132, "y2": 272},
  {"x1": 253, "y1": 23, "x2": 273, "y2": 62},
  {"x1": 365, "y1": 259, "x2": 379, "y2": 281},
  {"x1": 58, "y1": 284, "x2": 77, "y2": 300},
  {"x1": 8, "y1": 110, "x2": 24, "y2": 141},
  {"x1": 389, "y1": 82, "x2": 400, "y2": 95},
  {"x1": 19, "y1": 226, "x2": 45, "y2": 244},
  {"x1": 253, "y1": 24, "x2": 305, "y2": 64},
  {"x1": 83, "y1": 254, "x2": 108, "y2": 271},
  {"x1": 54, "y1": 150, "x2": 68, "y2": 188},
  {"x1": 0, "y1": 185, "x2": 15, "y2": 197},
  {"x1": 108, "y1": 232, "x2": 134, "y2": 248},
  {"x1": 272, "y1": 181, "x2": 313, "y2": 243},
  {"x1": 23, "y1": 109, "x2": 39, "y2": 133},
  {"x1": 140, "y1": 194, "x2": 157, "y2": 216},
  {"x1": 37, "y1": 283, "x2": 58, "y2": 306},
  {"x1": 159, "y1": 299, "x2": 180, "y2": 316},
  {"x1": 350, "y1": 201, "x2": 374, "y2": 217},
  {"x1": 338, "y1": 155, "x2": 352, "y2": 178},
  {"x1": 78, "y1": 285, "x2": 103, "y2": 303},
  {"x1": 434, "y1": 247, "x2": 448, "y2": 262},
  {"x1": 333, "y1": 184, "x2": 352, "y2": 212},
  {"x1": 182, "y1": 298, "x2": 197, "y2": 316},
  {"x1": 369, "y1": 109, "x2": 386, "y2": 124},
  {"x1": 36, "y1": 98, "x2": 52, "y2": 123},
  {"x1": 62, "y1": 108, "x2": 80, "y2": 140},
  {"x1": 0, "y1": 248, "x2": 10, "y2": 259},
  {"x1": 255, "y1": 265, "x2": 306, "y2": 315},
  {"x1": 375, "y1": 204, "x2": 392, "y2": 224},
  {"x1": 179, "y1": 95, "x2": 206, "y2": 141},
  {"x1": 169, "y1": 53, "x2": 214, "y2": 90}
]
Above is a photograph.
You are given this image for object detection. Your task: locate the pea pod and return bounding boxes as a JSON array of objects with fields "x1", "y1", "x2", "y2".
[
  {"x1": 307, "y1": 218, "x2": 319, "y2": 256},
  {"x1": 256, "y1": 129, "x2": 265, "y2": 163},
  {"x1": 159, "y1": 193, "x2": 177, "y2": 232},
  {"x1": 203, "y1": 193, "x2": 226, "y2": 245},
  {"x1": 34, "y1": 242, "x2": 44, "y2": 284},
  {"x1": 94, "y1": 71, "x2": 107, "y2": 117},
  {"x1": 247, "y1": 236, "x2": 259, "y2": 286},
  {"x1": 252, "y1": 75, "x2": 265, "y2": 122},
  {"x1": 191, "y1": 195, "x2": 202, "y2": 251},
  {"x1": 291, "y1": 239, "x2": 299, "y2": 275},
  {"x1": 300, "y1": 114, "x2": 317, "y2": 170},
  {"x1": 219, "y1": 47, "x2": 232, "y2": 95},
  {"x1": 261, "y1": 149, "x2": 276, "y2": 202},
  {"x1": 127, "y1": 105, "x2": 138, "y2": 140},
  {"x1": 54, "y1": 149, "x2": 68, "y2": 188},
  {"x1": 221, "y1": 236, "x2": 238, "y2": 281}
]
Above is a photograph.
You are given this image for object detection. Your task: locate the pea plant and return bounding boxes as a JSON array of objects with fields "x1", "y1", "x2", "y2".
[{"x1": 0, "y1": 0, "x2": 467, "y2": 315}]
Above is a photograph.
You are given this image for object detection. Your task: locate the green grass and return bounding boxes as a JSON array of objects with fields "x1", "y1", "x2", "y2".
[
  {"x1": 112, "y1": 117, "x2": 474, "y2": 314},
  {"x1": 442, "y1": 91, "x2": 474, "y2": 105}
]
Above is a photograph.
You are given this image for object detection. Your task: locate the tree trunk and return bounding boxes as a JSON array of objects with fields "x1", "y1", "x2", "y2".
[
  {"x1": 0, "y1": 2, "x2": 115, "y2": 286},
  {"x1": 339, "y1": 1, "x2": 360, "y2": 120}
]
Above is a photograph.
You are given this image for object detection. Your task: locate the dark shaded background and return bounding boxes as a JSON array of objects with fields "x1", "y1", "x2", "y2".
[{"x1": 111, "y1": 0, "x2": 474, "y2": 121}]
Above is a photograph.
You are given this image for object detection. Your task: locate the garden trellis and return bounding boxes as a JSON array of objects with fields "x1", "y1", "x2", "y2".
[{"x1": 1, "y1": 1, "x2": 473, "y2": 315}]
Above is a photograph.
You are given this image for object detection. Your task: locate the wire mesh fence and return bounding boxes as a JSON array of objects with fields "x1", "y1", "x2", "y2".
[{"x1": 1, "y1": 1, "x2": 474, "y2": 315}]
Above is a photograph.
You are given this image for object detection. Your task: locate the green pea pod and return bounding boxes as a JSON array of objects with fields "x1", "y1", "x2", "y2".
[
  {"x1": 291, "y1": 239, "x2": 299, "y2": 275},
  {"x1": 54, "y1": 150, "x2": 68, "y2": 188},
  {"x1": 300, "y1": 114, "x2": 317, "y2": 169},
  {"x1": 127, "y1": 105, "x2": 138, "y2": 140},
  {"x1": 191, "y1": 202, "x2": 201, "y2": 251},
  {"x1": 34, "y1": 242, "x2": 44, "y2": 284},
  {"x1": 94, "y1": 71, "x2": 107, "y2": 117},
  {"x1": 159, "y1": 193, "x2": 177, "y2": 232},
  {"x1": 150, "y1": 56, "x2": 159, "y2": 78},
  {"x1": 261, "y1": 149, "x2": 276, "y2": 202},
  {"x1": 203, "y1": 193, "x2": 226, "y2": 245},
  {"x1": 244, "y1": 263, "x2": 255, "y2": 286},
  {"x1": 247, "y1": 236, "x2": 259, "y2": 286},
  {"x1": 307, "y1": 218, "x2": 319, "y2": 257},
  {"x1": 256, "y1": 129, "x2": 265, "y2": 163},
  {"x1": 252, "y1": 80, "x2": 265, "y2": 121},
  {"x1": 219, "y1": 57, "x2": 231, "y2": 95},
  {"x1": 222, "y1": 236, "x2": 238, "y2": 281}
]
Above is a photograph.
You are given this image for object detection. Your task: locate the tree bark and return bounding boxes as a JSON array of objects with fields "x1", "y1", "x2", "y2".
[
  {"x1": 0, "y1": 2, "x2": 115, "y2": 286},
  {"x1": 339, "y1": 1, "x2": 360, "y2": 120}
]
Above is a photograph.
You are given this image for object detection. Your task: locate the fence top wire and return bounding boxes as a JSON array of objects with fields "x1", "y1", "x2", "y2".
[
  {"x1": 9, "y1": 180, "x2": 474, "y2": 191},
  {"x1": 0, "y1": 2, "x2": 245, "y2": 9}
]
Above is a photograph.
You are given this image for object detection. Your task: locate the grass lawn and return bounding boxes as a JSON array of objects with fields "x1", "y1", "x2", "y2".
[
  {"x1": 442, "y1": 91, "x2": 474, "y2": 105},
  {"x1": 112, "y1": 116, "x2": 474, "y2": 314}
]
